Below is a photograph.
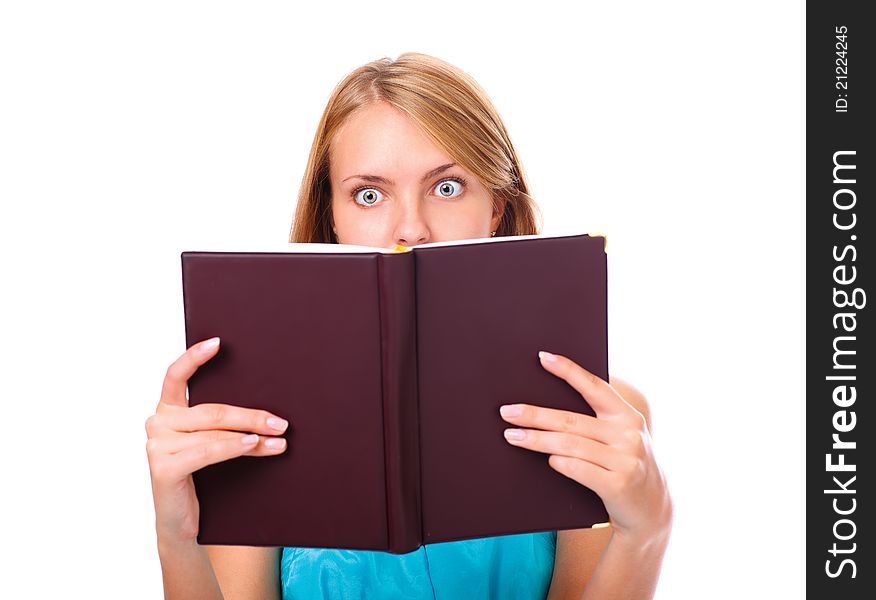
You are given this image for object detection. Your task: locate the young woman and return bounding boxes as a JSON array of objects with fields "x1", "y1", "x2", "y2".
[{"x1": 146, "y1": 53, "x2": 673, "y2": 599}]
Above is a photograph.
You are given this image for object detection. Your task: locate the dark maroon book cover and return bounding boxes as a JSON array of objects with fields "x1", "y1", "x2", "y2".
[{"x1": 181, "y1": 233, "x2": 609, "y2": 553}]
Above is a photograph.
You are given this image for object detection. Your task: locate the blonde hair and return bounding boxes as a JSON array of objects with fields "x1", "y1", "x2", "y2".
[{"x1": 289, "y1": 52, "x2": 543, "y2": 243}]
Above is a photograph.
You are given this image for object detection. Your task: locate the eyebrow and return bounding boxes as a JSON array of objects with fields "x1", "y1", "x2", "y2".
[{"x1": 341, "y1": 162, "x2": 457, "y2": 186}]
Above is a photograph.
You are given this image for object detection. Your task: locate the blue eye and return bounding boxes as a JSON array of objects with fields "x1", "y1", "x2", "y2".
[
  {"x1": 434, "y1": 179, "x2": 463, "y2": 198},
  {"x1": 354, "y1": 188, "x2": 383, "y2": 206}
]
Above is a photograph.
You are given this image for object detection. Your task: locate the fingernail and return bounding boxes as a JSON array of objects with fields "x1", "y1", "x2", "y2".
[
  {"x1": 264, "y1": 437, "x2": 286, "y2": 450},
  {"x1": 538, "y1": 350, "x2": 557, "y2": 363},
  {"x1": 267, "y1": 417, "x2": 288, "y2": 432},
  {"x1": 504, "y1": 428, "x2": 526, "y2": 441},
  {"x1": 241, "y1": 433, "x2": 259, "y2": 445},
  {"x1": 201, "y1": 337, "x2": 220, "y2": 352},
  {"x1": 499, "y1": 404, "x2": 523, "y2": 418}
]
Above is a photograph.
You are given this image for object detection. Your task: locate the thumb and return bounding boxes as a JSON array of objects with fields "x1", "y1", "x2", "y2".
[{"x1": 159, "y1": 337, "x2": 220, "y2": 408}]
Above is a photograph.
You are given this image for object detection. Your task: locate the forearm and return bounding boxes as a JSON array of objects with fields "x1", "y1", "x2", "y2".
[
  {"x1": 579, "y1": 524, "x2": 671, "y2": 600},
  {"x1": 157, "y1": 536, "x2": 224, "y2": 600}
]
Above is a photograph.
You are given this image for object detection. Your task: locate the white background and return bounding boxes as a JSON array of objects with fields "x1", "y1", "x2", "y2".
[{"x1": 0, "y1": 1, "x2": 804, "y2": 598}]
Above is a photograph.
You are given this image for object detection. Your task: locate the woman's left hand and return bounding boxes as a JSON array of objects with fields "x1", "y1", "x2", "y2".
[{"x1": 499, "y1": 350, "x2": 672, "y2": 540}]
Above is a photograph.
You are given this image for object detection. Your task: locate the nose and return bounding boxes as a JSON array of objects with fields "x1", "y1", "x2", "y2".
[{"x1": 393, "y1": 197, "x2": 430, "y2": 247}]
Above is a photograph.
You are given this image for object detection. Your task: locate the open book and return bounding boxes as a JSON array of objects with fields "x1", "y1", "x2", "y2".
[{"x1": 181, "y1": 232, "x2": 609, "y2": 553}]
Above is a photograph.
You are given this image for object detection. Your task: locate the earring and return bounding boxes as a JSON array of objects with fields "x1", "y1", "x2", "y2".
[{"x1": 490, "y1": 231, "x2": 496, "y2": 237}]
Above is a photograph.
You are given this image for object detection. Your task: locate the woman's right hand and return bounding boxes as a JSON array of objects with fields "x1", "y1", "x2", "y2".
[{"x1": 146, "y1": 336, "x2": 290, "y2": 544}]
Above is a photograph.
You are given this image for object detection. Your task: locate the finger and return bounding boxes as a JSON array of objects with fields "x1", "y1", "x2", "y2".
[
  {"x1": 498, "y1": 403, "x2": 620, "y2": 445},
  {"x1": 150, "y1": 429, "x2": 288, "y2": 456},
  {"x1": 165, "y1": 433, "x2": 263, "y2": 479},
  {"x1": 159, "y1": 337, "x2": 221, "y2": 408},
  {"x1": 243, "y1": 435, "x2": 288, "y2": 456},
  {"x1": 538, "y1": 351, "x2": 639, "y2": 423},
  {"x1": 503, "y1": 428, "x2": 628, "y2": 471},
  {"x1": 164, "y1": 403, "x2": 290, "y2": 436},
  {"x1": 548, "y1": 454, "x2": 615, "y2": 499}
]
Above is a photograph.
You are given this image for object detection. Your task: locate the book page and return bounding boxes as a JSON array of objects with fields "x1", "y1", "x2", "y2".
[{"x1": 411, "y1": 231, "x2": 591, "y2": 249}]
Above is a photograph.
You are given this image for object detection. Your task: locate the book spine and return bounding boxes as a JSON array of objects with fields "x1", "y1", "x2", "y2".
[{"x1": 376, "y1": 252, "x2": 422, "y2": 553}]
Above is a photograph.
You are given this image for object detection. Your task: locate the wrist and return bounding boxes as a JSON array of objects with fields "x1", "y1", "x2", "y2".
[
  {"x1": 612, "y1": 498, "x2": 674, "y2": 554},
  {"x1": 157, "y1": 532, "x2": 202, "y2": 557},
  {"x1": 612, "y1": 523, "x2": 671, "y2": 558}
]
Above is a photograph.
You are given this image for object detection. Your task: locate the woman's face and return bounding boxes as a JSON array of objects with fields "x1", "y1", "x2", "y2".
[{"x1": 329, "y1": 101, "x2": 501, "y2": 248}]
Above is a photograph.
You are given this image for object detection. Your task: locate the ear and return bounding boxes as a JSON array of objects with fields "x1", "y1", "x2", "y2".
[{"x1": 490, "y1": 197, "x2": 507, "y2": 232}]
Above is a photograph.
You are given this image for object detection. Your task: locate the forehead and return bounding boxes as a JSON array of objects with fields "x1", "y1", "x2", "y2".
[{"x1": 329, "y1": 102, "x2": 453, "y2": 178}]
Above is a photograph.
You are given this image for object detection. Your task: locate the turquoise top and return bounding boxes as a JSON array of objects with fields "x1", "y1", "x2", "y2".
[{"x1": 280, "y1": 531, "x2": 557, "y2": 599}]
